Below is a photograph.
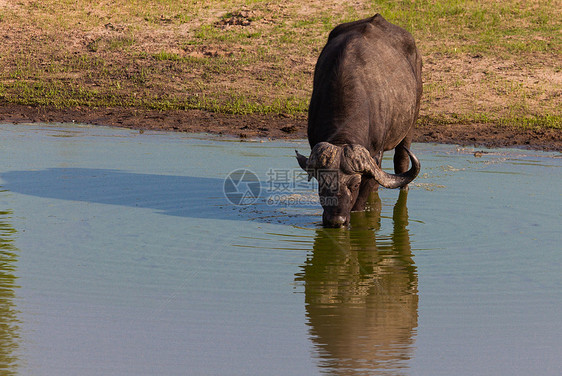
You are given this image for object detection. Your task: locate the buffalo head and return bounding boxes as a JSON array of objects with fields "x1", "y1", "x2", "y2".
[{"x1": 296, "y1": 142, "x2": 420, "y2": 227}]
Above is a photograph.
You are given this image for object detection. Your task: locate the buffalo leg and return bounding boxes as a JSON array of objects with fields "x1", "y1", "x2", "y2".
[
  {"x1": 352, "y1": 149, "x2": 383, "y2": 211},
  {"x1": 351, "y1": 178, "x2": 377, "y2": 212}
]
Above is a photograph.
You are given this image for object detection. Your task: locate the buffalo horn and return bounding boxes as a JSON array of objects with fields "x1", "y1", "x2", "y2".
[
  {"x1": 343, "y1": 144, "x2": 420, "y2": 188},
  {"x1": 367, "y1": 148, "x2": 420, "y2": 188},
  {"x1": 296, "y1": 142, "x2": 342, "y2": 181}
]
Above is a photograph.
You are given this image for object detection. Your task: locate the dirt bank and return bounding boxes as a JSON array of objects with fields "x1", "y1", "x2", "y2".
[
  {"x1": 1, "y1": 103, "x2": 560, "y2": 151},
  {"x1": 1, "y1": 1, "x2": 560, "y2": 149}
]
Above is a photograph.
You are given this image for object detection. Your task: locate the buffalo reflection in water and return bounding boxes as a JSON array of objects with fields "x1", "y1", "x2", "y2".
[{"x1": 296, "y1": 191, "x2": 417, "y2": 375}]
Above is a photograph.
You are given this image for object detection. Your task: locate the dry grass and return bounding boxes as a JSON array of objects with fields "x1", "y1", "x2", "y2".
[{"x1": 0, "y1": 0, "x2": 560, "y2": 128}]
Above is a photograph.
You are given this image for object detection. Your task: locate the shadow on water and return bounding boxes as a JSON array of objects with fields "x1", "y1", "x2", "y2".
[
  {"x1": 1, "y1": 168, "x2": 309, "y2": 223},
  {"x1": 0, "y1": 209, "x2": 20, "y2": 375},
  {"x1": 296, "y1": 191, "x2": 417, "y2": 375}
]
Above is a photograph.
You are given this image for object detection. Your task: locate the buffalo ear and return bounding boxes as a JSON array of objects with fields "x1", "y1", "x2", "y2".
[
  {"x1": 295, "y1": 150, "x2": 308, "y2": 171},
  {"x1": 295, "y1": 150, "x2": 315, "y2": 181}
]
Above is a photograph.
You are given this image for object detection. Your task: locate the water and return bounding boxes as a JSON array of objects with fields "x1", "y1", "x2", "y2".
[{"x1": 0, "y1": 123, "x2": 560, "y2": 375}]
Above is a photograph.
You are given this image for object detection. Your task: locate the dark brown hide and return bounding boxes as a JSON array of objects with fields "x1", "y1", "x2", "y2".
[{"x1": 296, "y1": 14, "x2": 422, "y2": 227}]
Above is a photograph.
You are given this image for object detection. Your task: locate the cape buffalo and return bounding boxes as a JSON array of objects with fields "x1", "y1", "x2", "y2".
[{"x1": 295, "y1": 14, "x2": 422, "y2": 227}]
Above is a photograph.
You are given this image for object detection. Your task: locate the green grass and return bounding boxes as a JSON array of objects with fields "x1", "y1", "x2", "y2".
[{"x1": 0, "y1": 0, "x2": 560, "y2": 129}]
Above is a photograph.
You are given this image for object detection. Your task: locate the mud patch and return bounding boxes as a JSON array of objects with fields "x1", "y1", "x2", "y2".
[{"x1": 1, "y1": 104, "x2": 560, "y2": 151}]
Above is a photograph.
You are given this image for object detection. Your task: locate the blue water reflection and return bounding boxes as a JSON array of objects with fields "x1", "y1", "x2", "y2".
[
  {"x1": 1, "y1": 167, "x2": 322, "y2": 227},
  {"x1": 0, "y1": 123, "x2": 560, "y2": 375},
  {"x1": 2, "y1": 168, "x2": 227, "y2": 219}
]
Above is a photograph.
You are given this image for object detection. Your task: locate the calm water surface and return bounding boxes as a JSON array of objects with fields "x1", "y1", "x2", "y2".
[{"x1": 0, "y1": 123, "x2": 560, "y2": 375}]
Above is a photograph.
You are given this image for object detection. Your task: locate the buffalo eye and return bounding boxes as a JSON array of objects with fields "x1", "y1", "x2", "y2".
[{"x1": 349, "y1": 179, "x2": 361, "y2": 191}]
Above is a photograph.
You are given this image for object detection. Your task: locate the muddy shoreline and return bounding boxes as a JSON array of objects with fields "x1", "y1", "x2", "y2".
[{"x1": 1, "y1": 104, "x2": 560, "y2": 151}]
